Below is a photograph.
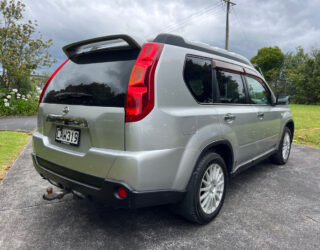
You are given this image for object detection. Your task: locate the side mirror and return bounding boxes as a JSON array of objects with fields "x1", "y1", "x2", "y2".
[{"x1": 276, "y1": 95, "x2": 290, "y2": 105}]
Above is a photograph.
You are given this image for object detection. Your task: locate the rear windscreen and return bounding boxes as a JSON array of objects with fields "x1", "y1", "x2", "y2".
[{"x1": 43, "y1": 60, "x2": 135, "y2": 107}]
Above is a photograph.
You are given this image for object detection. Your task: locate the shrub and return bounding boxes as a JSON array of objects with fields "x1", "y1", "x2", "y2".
[
  {"x1": 0, "y1": 87, "x2": 40, "y2": 116},
  {"x1": 17, "y1": 75, "x2": 36, "y2": 95}
]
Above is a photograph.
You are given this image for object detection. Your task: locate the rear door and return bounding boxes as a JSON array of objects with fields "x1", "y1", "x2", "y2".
[
  {"x1": 36, "y1": 36, "x2": 140, "y2": 178},
  {"x1": 214, "y1": 67, "x2": 259, "y2": 167},
  {"x1": 42, "y1": 59, "x2": 135, "y2": 151}
]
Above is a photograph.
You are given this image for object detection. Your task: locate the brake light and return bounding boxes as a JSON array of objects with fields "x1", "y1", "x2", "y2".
[
  {"x1": 125, "y1": 43, "x2": 164, "y2": 122},
  {"x1": 38, "y1": 59, "x2": 69, "y2": 109}
]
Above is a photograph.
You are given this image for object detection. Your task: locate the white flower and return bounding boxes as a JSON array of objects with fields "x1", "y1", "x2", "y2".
[
  {"x1": 36, "y1": 95, "x2": 39, "y2": 98},
  {"x1": 17, "y1": 93, "x2": 21, "y2": 97},
  {"x1": 27, "y1": 94, "x2": 31, "y2": 98},
  {"x1": 22, "y1": 98, "x2": 27, "y2": 101},
  {"x1": 22, "y1": 95, "x2": 25, "y2": 98},
  {"x1": 4, "y1": 102, "x2": 9, "y2": 107},
  {"x1": 4, "y1": 98, "x2": 8, "y2": 102},
  {"x1": 17, "y1": 96, "x2": 20, "y2": 99},
  {"x1": 36, "y1": 86, "x2": 41, "y2": 91},
  {"x1": 7, "y1": 95, "x2": 11, "y2": 99},
  {"x1": 12, "y1": 89, "x2": 18, "y2": 93}
]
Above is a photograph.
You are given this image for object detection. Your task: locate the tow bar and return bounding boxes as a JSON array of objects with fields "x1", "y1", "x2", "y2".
[
  {"x1": 43, "y1": 187, "x2": 70, "y2": 201},
  {"x1": 43, "y1": 186, "x2": 86, "y2": 201}
]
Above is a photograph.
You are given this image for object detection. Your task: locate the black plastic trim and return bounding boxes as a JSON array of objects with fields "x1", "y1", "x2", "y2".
[
  {"x1": 153, "y1": 33, "x2": 251, "y2": 66},
  {"x1": 36, "y1": 156, "x2": 102, "y2": 188},
  {"x1": 240, "y1": 73, "x2": 251, "y2": 104},
  {"x1": 231, "y1": 149, "x2": 277, "y2": 176},
  {"x1": 32, "y1": 153, "x2": 185, "y2": 208},
  {"x1": 193, "y1": 140, "x2": 235, "y2": 177},
  {"x1": 284, "y1": 119, "x2": 295, "y2": 140}
]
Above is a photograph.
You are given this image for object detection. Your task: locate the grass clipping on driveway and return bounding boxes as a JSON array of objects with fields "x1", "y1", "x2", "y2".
[
  {"x1": 290, "y1": 104, "x2": 320, "y2": 148},
  {"x1": 0, "y1": 131, "x2": 31, "y2": 181}
]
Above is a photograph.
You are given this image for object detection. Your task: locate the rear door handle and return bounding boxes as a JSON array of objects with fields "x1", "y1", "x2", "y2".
[
  {"x1": 224, "y1": 113, "x2": 236, "y2": 123},
  {"x1": 257, "y1": 112, "x2": 264, "y2": 120}
]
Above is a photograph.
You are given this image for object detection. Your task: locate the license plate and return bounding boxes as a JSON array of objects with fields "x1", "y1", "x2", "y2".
[{"x1": 55, "y1": 126, "x2": 80, "y2": 146}]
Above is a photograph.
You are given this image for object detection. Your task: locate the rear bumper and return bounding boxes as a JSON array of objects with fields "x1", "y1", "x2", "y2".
[
  {"x1": 32, "y1": 153, "x2": 184, "y2": 208},
  {"x1": 32, "y1": 132, "x2": 184, "y2": 191}
]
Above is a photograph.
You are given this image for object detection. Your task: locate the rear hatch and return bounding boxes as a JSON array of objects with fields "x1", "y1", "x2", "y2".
[{"x1": 35, "y1": 35, "x2": 141, "y2": 178}]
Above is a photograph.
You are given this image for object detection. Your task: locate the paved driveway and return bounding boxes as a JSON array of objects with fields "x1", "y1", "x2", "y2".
[
  {"x1": 0, "y1": 143, "x2": 319, "y2": 249},
  {"x1": 0, "y1": 116, "x2": 37, "y2": 132}
]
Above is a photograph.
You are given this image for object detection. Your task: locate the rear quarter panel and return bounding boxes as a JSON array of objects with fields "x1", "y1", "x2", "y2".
[{"x1": 124, "y1": 45, "x2": 236, "y2": 190}]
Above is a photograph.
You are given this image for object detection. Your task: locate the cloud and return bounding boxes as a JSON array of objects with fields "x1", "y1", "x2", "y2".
[{"x1": 22, "y1": 0, "x2": 320, "y2": 71}]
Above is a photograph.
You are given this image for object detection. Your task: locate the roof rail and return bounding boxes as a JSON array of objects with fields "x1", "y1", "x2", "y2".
[{"x1": 153, "y1": 33, "x2": 251, "y2": 66}]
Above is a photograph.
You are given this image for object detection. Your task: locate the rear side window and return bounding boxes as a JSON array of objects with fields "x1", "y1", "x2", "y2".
[
  {"x1": 43, "y1": 60, "x2": 135, "y2": 107},
  {"x1": 216, "y1": 70, "x2": 246, "y2": 104},
  {"x1": 184, "y1": 56, "x2": 213, "y2": 103}
]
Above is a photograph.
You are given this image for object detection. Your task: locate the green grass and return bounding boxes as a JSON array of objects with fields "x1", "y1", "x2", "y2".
[
  {"x1": 290, "y1": 104, "x2": 320, "y2": 148},
  {"x1": 0, "y1": 131, "x2": 31, "y2": 181}
]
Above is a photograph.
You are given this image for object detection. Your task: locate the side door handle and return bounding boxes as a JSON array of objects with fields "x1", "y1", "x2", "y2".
[
  {"x1": 224, "y1": 113, "x2": 236, "y2": 123},
  {"x1": 257, "y1": 112, "x2": 264, "y2": 120}
]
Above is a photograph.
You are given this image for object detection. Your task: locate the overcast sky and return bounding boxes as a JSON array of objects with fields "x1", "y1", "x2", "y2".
[{"x1": 23, "y1": 0, "x2": 320, "y2": 71}]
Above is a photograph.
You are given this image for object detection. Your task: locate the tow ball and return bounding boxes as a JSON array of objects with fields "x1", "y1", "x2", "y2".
[{"x1": 43, "y1": 186, "x2": 70, "y2": 201}]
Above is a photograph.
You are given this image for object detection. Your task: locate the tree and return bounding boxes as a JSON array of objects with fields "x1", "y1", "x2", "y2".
[
  {"x1": 279, "y1": 47, "x2": 308, "y2": 97},
  {"x1": 0, "y1": 0, "x2": 56, "y2": 89},
  {"x1": 287, "y1": 48, "x2": 320, "y2": 104},
  {"x1": 252, "y1": 45, "x2": 320, "y2": 104},
  {"x1": 250, "y1": 46, "x2": 284, "y2": 95}
]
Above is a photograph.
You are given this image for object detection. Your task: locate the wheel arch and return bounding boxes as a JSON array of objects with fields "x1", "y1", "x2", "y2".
[
  {"x1": 195, "y1": 140, "x2": 234, "y2": 177},
  {"x1": 285, "y1": 120, "x2": 294, "y2": 141}
]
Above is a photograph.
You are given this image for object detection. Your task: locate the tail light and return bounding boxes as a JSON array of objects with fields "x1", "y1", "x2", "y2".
[
  {"x1": 38, "y1": 59, "x2": 69, "y2": 109},
  {"x1": 125, "y1": 43, "x2": 164, "y2": 122}
]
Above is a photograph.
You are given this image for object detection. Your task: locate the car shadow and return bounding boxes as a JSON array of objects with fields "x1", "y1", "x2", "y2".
[{"x1": 54, "y1": 158, "x2": 276, "y2": 231}]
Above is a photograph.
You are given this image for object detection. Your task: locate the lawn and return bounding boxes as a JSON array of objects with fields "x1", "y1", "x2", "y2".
[
  {"x1": 0, "y1": 131, "x2": 31, "y2": 181},
  {"x1": 290, "y1": 104, "x2": 320, "y2": 148}
]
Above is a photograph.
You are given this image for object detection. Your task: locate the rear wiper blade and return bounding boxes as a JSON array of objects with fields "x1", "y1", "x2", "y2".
[{"x1": 54, "y1": 92, "x2": 93, "y2": 99}]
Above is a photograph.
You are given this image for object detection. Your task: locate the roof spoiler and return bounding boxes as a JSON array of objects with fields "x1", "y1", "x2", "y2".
[{"x1": 63, "y1": 34, "x2": 142, "y2": 63}]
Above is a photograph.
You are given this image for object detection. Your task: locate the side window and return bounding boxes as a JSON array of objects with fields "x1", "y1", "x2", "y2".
[
  {"x1": 245, "y1": 76, "x2": 271, "y2": 105},
  {"x1": 184, "y1": 56, "x2": 213, "y2": 103},
  {"x1": 216, "y1": 70, "x2": 246, "y2": 104}
]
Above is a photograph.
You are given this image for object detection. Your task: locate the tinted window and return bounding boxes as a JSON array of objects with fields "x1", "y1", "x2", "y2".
[
  {"x1": 245, "y1": 76, "x2": 270, "y2": 105},
  {"x1": 216, "y1": 70, "x2": 246, "y2": 104},
  {"x1": 43, "y1": 60, "x2": 135, "y2": 107},
  {"x1": 184, "y1": 56, "x2": 212, "y2": 103}
]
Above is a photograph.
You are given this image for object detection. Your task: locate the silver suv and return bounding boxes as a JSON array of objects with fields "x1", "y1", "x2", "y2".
[{"x1": 32, "y1": 34, "x2": 294, "y2": 224}]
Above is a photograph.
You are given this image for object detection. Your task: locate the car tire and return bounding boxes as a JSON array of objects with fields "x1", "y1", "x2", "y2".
[
  {"x1": 174, "y1": 152, "x2": 228, "y2": 224},
  {"x1": 270, "y1": 127, "x2": 292, "y2": 165}
]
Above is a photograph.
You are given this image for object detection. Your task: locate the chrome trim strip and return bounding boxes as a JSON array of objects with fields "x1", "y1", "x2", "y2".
[{"x1": 46, "y1": 114, "x2": 88, "y2": 128}]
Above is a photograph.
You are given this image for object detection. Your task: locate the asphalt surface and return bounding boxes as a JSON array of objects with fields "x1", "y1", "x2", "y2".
[
  {"x1": 0, "y1": 143, "x2": 319, "y2": 250},
  {"x1": 0, "y1": 116, "x2": 37, "y2": 132}
]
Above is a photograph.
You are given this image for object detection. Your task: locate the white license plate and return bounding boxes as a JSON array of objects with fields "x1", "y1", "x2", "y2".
[{"x1": 55, "y1": 126, "x2": 80, "y2": 146}]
